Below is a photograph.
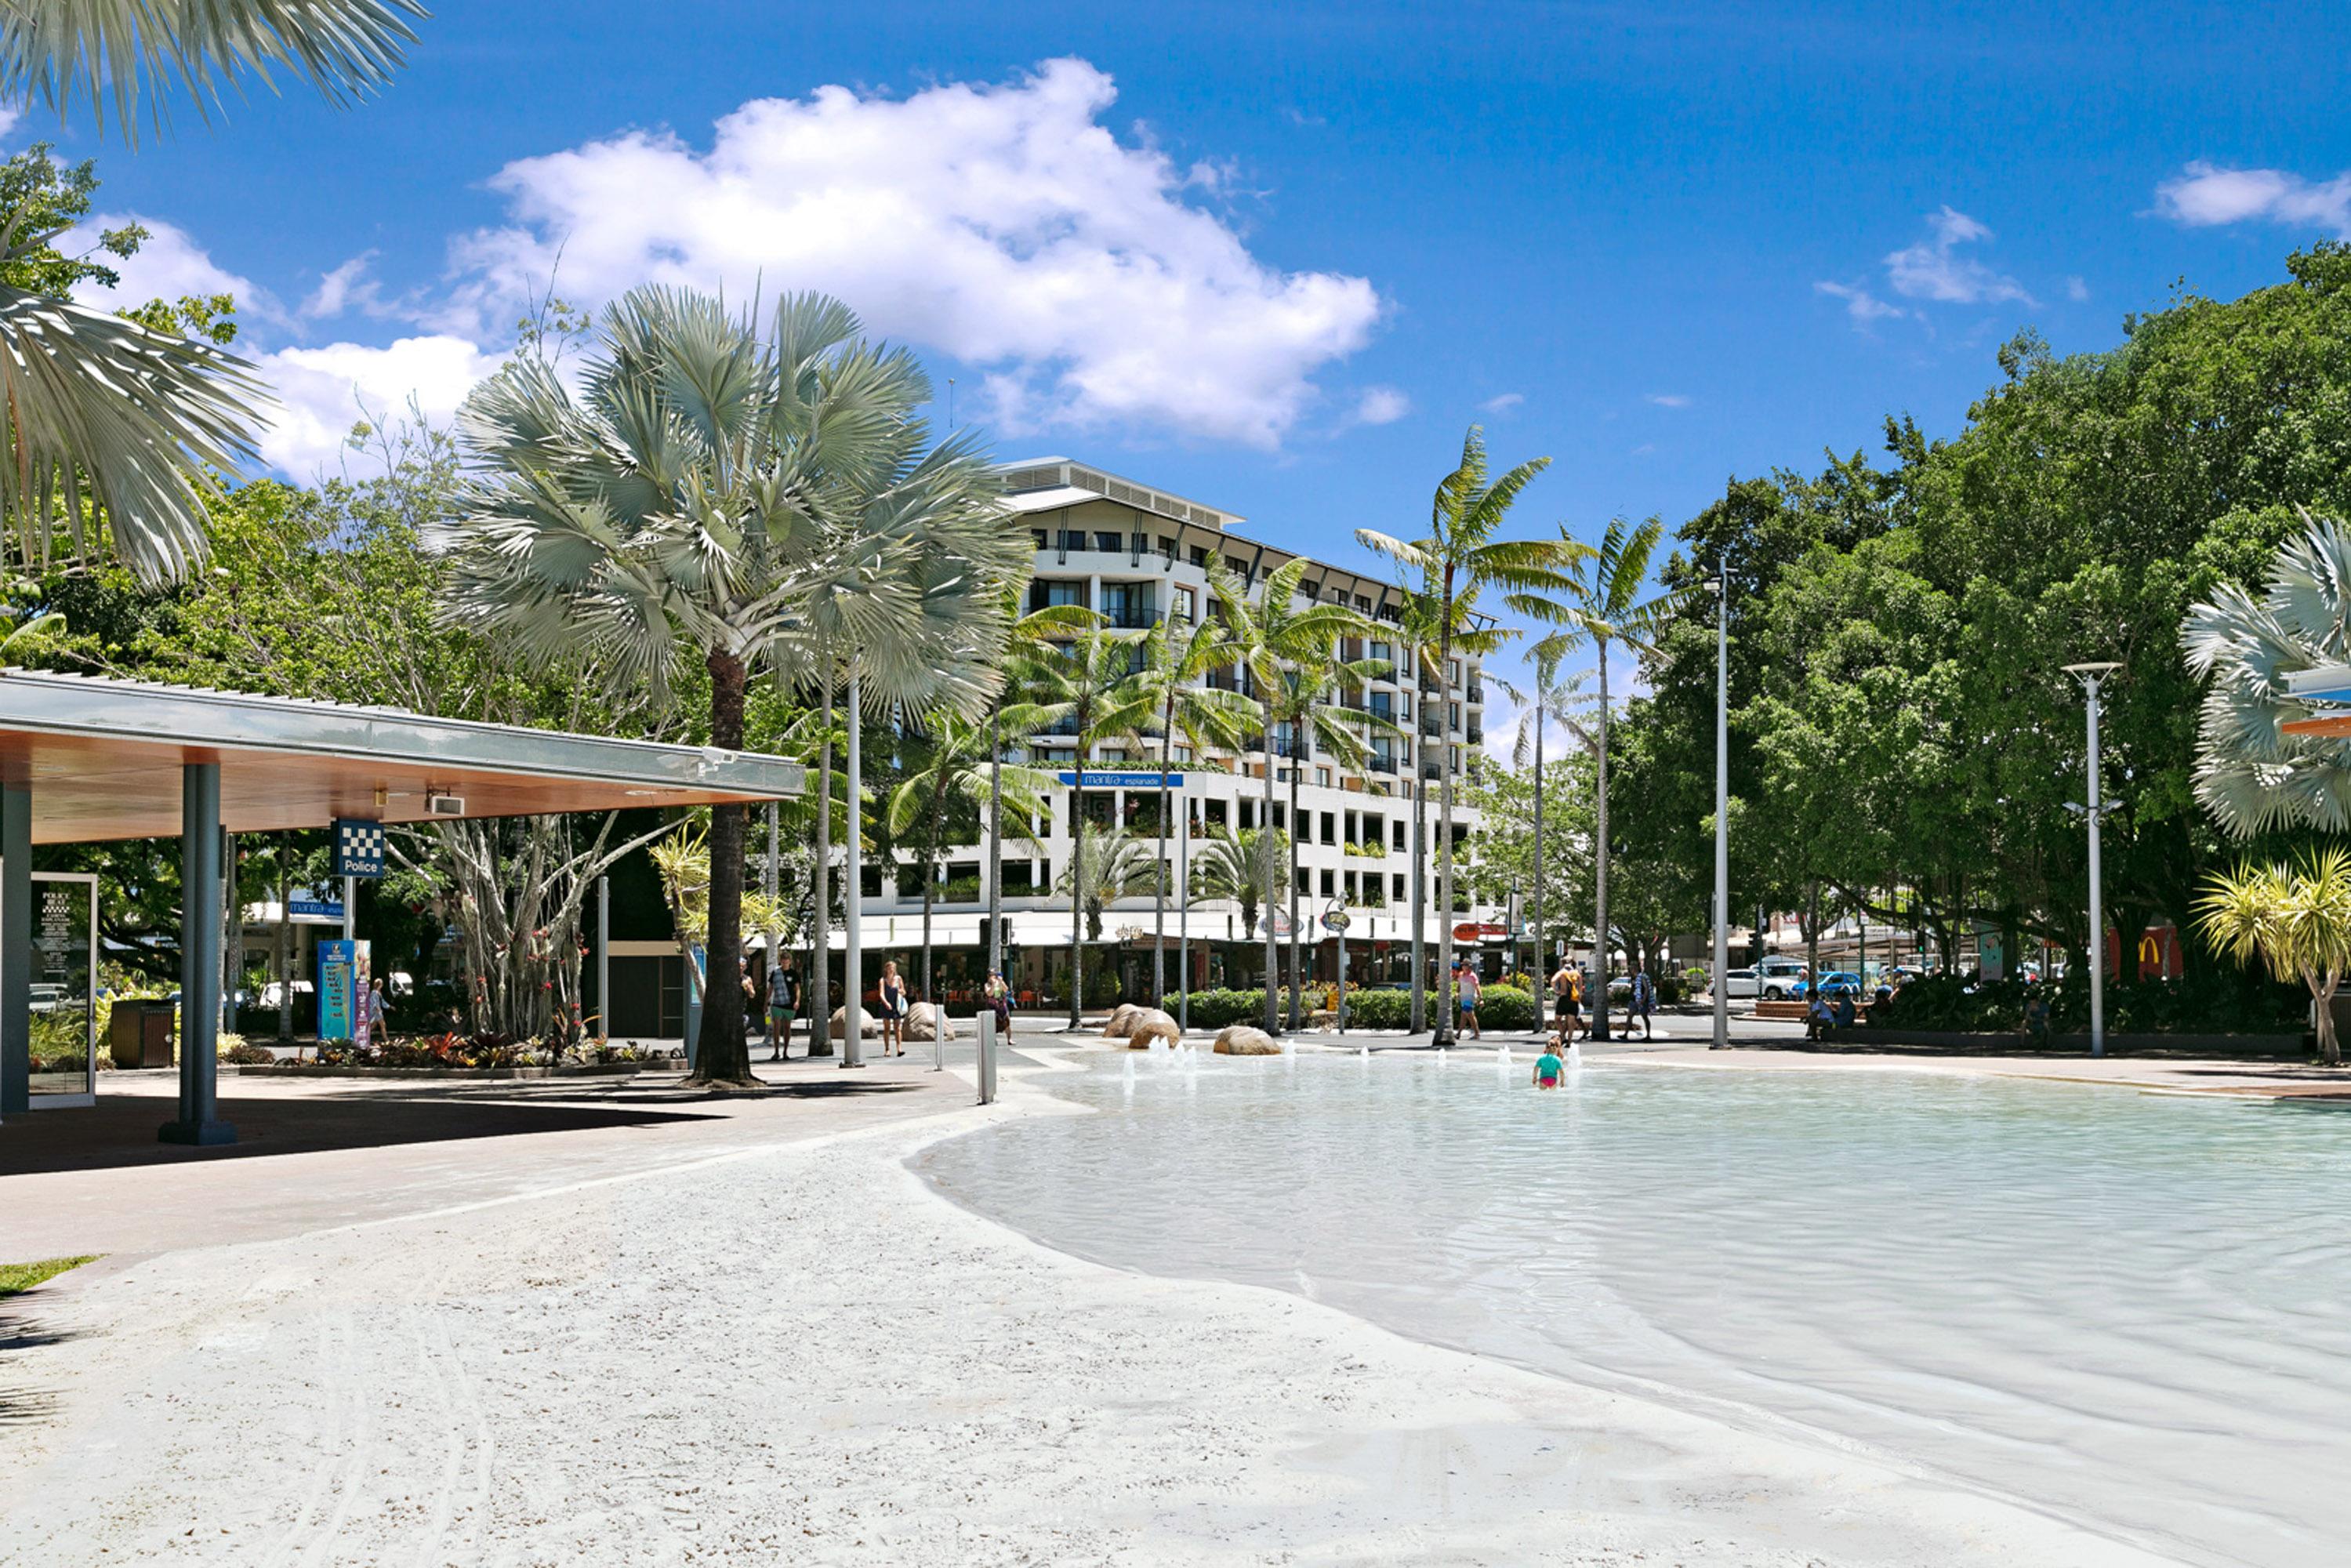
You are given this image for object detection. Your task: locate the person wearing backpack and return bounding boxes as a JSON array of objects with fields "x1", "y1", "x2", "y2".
[
  {"x1": 1629, "y1": 965, "x2": 1656, "y2": 1040},
  {"x1": 766, "y1": 959, "x2": 800, "y2": 1061}
]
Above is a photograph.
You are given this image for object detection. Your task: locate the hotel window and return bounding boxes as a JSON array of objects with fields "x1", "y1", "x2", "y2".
[
  {"x1": 1172, "y1": 586, "x2": 1196, "y2": 622},
  {"x1": 1093, "y1": 531, "x2": 1122, "y2": 552},
  {"x1": 1391, "y1": 820, "x2": 1406, "y2": 850},
  {"x1": 1392, "y1": 873, "x2": 1406, "y2": 901},
  {"x1": 1316, "y1": 766, "x2": 1331, "y2": 788},
  {"x1": 1319, "y1": 869, "x2": 1336, "y2": 898},
  {"x1": 1355, "y1": 594, "x2": 1372, "y2": 612},
  {"x1": 1157, "y1": 535, "x2": 1177, "y2": 554},
  {"x1": 1036, "y1": 580, "x2": 1086, "y2": 610},
  {"x1": 1320, "y1": 811, "x2": 1337, "y2": 844},
  {"x1": 1370, "y1": 639, "x2": 1391, "y2": 665},
  {"x1": 1056, "y1": 528, "x2": 1083, "y2": 552},
  {"x1": 1190, "y1": 545, "x2": 1210, "y2": 568},
  {"x1": 1030, "y1": 528, "x2": 1049, "y2": 549},
  {"x1": 1173, "y1": 745, "x2": 1193, "y2": 762}
]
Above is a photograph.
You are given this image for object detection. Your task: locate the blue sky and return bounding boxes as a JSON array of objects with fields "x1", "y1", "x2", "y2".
[{"x1": 44, "y1": 0, "x2": 2351, "y2": 699}]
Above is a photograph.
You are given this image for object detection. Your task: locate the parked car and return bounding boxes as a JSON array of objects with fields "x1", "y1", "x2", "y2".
[
  {"x1": 1796, "y1": 970, "x2": 1865, "y2": 1000},
  {"x1": 1757, "y1": 958, "x2": 1810, "y2": 1000},
  {"x1": 1719, "y1": 967, "x2": 1758, "y2": 998}
]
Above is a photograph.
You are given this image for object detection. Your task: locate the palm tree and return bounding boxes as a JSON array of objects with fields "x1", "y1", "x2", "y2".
[
  {"x1": 984, "y1": 597, "x2": 1098, "y2": 986},
  {"x1": 444, "y1": 288, "x2": 1016, "y2": 1082},
  {"x1": 889, "y1": 707, "x2": 1054, "y2": 1004},
  {"x1": 0, "y1": 1, "x2": 426, "y2": 586},
  {"x1": 1358, "y1": 426, "x2": 1572, "y2": 1040},
  {"x1": 1267, "y1": 635, "x2": 1394, "y2": 1027},
  {"x1": 1187, "y1": 825, "x2": 1292, "y2": 965},
  {"x1": 1128, "y1": 608, "x2": 1254, "y2": 1003},
  {"x1": 1511, "y1": 515, "x2": 1677, "y2": 1039},
  {"x1": 1207, "y1": 557, "x2": 1371, "y2": 1033},
  {"x1": 1057, "y1": 825, "x2": 1163, "y2": 942},
  {"x1": 2181, "y1": 512, "x2": 2351, "y2": 837},
  {"x1": 2196, "y1": 850, "x2": 2351, "y2": 1065},
  {"x1": 1016, "y1": 626, "x2": 1155, "y2": 1024}
]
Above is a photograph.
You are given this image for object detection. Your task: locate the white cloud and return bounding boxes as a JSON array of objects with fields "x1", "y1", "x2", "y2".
[
  {"x1": 2153, "y1": 161, "x2": 2351, "y2": 237},
  {"x1": 68, "y1": 214, "x2": 292, "y2": 329},
  {"x1": 1882, "y1": 206, "x2": 2035, "y2": 307},
  {"x1": 1479, "y1": 391, "x2": 1524, "y2": 414},
  {"x1": 1645, "y1": 392, "x2": 1691, "y2": 408},
  {"x1": 302, "y1": 252, "x2": 387, "y2": 321},
  {"x1": 2066, "y1": 274, "x2": 2090, "y2": 302},
  {"x1": 440, "y1": 58, "x2": 1383, "y2": 448},
  {"x1": 1349, "y1": 386, "x2": 1410, "y2": 426},
  {"x1": 255, "y1": 336, "x2": 506, "y2": 478},
  {"x1": 1815, "y1": 280, "x2": 1905, "y2": 325}
]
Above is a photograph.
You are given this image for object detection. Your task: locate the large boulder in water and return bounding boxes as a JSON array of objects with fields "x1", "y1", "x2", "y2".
[
  {"x1": 829, "y1": 1007, "x2": 879, "y2": 1040},
  {"x1": 1126, "y1": 1008, "x2": 1180, "y2": 1048},
  {"x1": 904, "y1": 1002, "x2": 956, "y2": 1043},
  {"x1": 1214, "y1": 1025, "x2": 1280, "y2": 1056},
  {"x1": 1101, "y1": 1003, "x2": 1143, "y2": 1039}
]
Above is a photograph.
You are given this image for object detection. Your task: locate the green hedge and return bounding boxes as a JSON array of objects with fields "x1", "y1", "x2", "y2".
[{"x1": 1865, "y1": 970, "x2": 2306, "y2": 1035}]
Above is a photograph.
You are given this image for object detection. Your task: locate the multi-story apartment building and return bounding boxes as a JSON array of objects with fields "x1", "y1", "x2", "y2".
[{"x1": 855, "y1": 458, "x2": 1496, "y2": 1004}]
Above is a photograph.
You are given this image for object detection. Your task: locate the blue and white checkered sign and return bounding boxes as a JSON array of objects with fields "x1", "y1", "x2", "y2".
[{"x1": 335, "y1": 818, "x2": 386, "y2": 879}]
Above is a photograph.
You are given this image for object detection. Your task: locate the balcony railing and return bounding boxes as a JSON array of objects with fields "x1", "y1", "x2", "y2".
[
  {"x1": 1367, "y1": 755, "x2": 1398, "y2": 775},
  {"x1": 1105, "y1": 607, "x2": 1159, "y2": 630},
  {"x1": 1465, "y1": 722, "x2": 1483, "y2": 746}
]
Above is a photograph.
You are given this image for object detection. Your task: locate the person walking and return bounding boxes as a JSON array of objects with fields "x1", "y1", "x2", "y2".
[
  {"x1": 766, "y1": 959, "x2": 799, "y2": 1061},
  {"x1": 1453, "y1": 956, "x2": 1482, "y2": 1040},
  {"x1": 877, "y1": 960, "x2": 909, "y2": 1056},
  {"x1": 1629, "y1": 964, "x2": 1656, "y2": 1040},
  {"x1": 1550, "y1": 956, "x2": 1578, "y2": 1036},
  {"x1": 984, "y1": 967, "x2": 1013, "y2": 1040}
]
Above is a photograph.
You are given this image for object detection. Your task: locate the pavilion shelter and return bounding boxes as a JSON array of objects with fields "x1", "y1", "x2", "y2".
[{"x1": 0, "y1": 670, "x2": 800, "y2": 1145}]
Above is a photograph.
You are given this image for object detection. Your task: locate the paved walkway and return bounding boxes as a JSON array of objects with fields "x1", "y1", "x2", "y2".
[{"x1": 0, "y1": 1050, "x2": 978, "y2": 1261}]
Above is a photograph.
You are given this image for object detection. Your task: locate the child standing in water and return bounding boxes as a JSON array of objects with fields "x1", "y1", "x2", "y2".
[{"x1": 1532, "y1": 1033, "x2": 1568, "y2": 1089}]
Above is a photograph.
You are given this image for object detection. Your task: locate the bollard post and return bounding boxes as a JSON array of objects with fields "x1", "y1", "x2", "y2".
[
  {"x1": 977, "y1": 1007, "x2": 997, "y2": 1105},
  {"x1": 934, "y1": 1006, "x2": 945, "y2": 1072}
]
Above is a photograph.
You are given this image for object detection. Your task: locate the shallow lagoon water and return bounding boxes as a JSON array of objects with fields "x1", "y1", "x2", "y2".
[{"x1": 918, "y1": 1051, "x2": 2351, "y2": 1566}]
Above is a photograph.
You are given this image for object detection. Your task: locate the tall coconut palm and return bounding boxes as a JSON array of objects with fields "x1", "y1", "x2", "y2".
[
  {"x1": 444, "y1": 287, "x2": 1016, "y2": 1083},
  {"x1": 1129, "y1": 608, "x2": 1254, "y2": 1003},
  {"x1": 2181, "y1": 512, "x2": 2351, "y2": 837},
  {"x1": 1358, "y1": 426, "x2": 1573, "y2": 1041},
  {"x1": 1206, "y1": 557, "x2": 1370, "y2": 1033},
  {"x1": 1511, "y1": 649, "x2": 1598, "y2": 981},
  {"x1": 1267, "y1": 634, "x2": 1394, "y2": 1027},
  {"x1": 888, "y1": 706, "x2": 1054, "y2": 1005},
  {"x1": 1015, "y1": 626, "x2": 1155, "y2": 1025},
  {"x1": 1510, "y1": 514, "x2": 1677, "y2": 1039},
  {"x1": 984, "y1": 597, "x2": 1099, "y2": 986},
  {"x1": 0, "y1": 0, "x2": 426, "y2": 587}
]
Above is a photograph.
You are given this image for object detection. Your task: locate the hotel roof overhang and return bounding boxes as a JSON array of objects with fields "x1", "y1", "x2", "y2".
[
  {"x1": 0, "y1": 670, "x2": 803, "y2": 844},
  {"x1": 2280, "y1": 664, "x2": 2351, "y2": 739}
]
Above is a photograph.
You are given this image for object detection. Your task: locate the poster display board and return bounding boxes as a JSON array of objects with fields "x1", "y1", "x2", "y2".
[{"x1": 317, "y1": 938, "x2": 372, "y2": 1042}]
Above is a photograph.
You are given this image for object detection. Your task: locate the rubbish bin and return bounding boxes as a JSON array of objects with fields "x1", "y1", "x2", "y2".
[{"x1": 108, "y1": 999, "x2": 176, "y2": 1068}]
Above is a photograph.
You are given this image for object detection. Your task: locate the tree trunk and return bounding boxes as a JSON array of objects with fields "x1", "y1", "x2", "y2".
[
  {"x1": 693, "y1": 646, "x2": 753, "y2": 1082},
  {"x1": 1155, "y1": 691, "x2": 1174, "y2": 1006},
  {"x1": 275, "y1": 833, "x2": 292, "y2": 1043},
  {"x1": 2317, "y1": 975, "x2": 2342, "y2": 1066},
  {"x1": 1068, "y1": 749, "x2": 1087, "y2": 1029},
  {"x1": 1261, "y1": 692, "x2": 1281, "y2": 1033},
  {"x1": 1287, "y1": 736, "x2": 1304, "y2": 1029},
  {"x1": 1437, "y1": 577, "x2": 1458, "y2": 1042},
  {"x1": 921, "y1": 764, "x2": 951, "y2": 1008},
  {"x1": 1532, "y1": 668, "x2": 1546, "y2": 993},
  {"x1": 1804, "y1": 880, "x2": 1822, "y2": 995},
  {"x1": 986, "y1": 704, "x2": 1005, "y2": 985},
  {"x1": 1591, "y1": 638, "x2": 1612, "y2": 1040},
  {"x1": 1409, "y1": 640, "x2": 1428, "y2": 1032},
  {"x1": 808, "y1": 666, "x2": 834, "y2": 1056}
]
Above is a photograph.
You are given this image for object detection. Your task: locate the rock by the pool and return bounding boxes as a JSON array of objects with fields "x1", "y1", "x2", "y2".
[
  {"x1": 829, "y1": 1006, "x2": 879, "y2": 1040},
  {"x1": 1102, "y1": 1002, "x2": 1144, "y2": 1039},
  {"x1": 904, "y1": 1002, "x2": 956, "y2": 1043},
  {"x1": 1127, "y1": 1008, "x2": 1181, "y2": 1048},
  {"x1": 1214, "y1": 1025, "x2": 1281, "y2": 1055}
]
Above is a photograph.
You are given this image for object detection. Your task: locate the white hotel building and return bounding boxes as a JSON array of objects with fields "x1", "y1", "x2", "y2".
[{"x1": 854, "y1": 458, "x2": 1497, "y2": 1000}]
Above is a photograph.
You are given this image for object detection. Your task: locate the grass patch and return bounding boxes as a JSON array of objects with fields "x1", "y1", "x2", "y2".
[{"x1": 0, "y1": 1256, "x2": 97, "y2": 1298}]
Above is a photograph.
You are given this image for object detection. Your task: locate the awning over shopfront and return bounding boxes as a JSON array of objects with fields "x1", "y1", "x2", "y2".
[
  {"x1": 2281, "y1": 663, "x2": 2351, "y2": 738},
  {"x1": 0, "y1": 670, "x2": 801, "y2": 1143}
]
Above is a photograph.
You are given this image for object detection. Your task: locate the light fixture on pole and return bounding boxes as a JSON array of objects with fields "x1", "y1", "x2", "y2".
[
  {"x1": 1706, "y1": 572, "x2": 1730, "y2": 1050},
  {"x1": 2063, "y1": 662, "x2": 2122, "y2": 1058}
]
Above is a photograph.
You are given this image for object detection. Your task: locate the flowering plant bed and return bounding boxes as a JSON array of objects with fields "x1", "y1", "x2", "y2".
[{"x1": 227, "y1": 1060, "x2": 659, "y2": 1080}]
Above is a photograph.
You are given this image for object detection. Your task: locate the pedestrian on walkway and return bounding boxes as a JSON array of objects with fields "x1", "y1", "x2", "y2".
[
  {"x1": 1453, "y1": 957, "x2": 1482, "y2": 1040},
  {"x1": 1630, "y1": 965, "x2": 1656, "y2": 1040},
  {"x1": 766, "y1": 960, "x2": 799, "y2": 1060}
]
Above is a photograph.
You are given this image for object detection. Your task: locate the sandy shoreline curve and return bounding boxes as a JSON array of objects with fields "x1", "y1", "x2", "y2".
[{"x1": 0, "y1": 1062, "x2": 2181, "y2": 1566}]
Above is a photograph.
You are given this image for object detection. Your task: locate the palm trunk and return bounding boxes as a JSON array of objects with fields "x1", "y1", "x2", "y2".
[
  {"x1": 921, "y1": 765, "x2": 950, "y2": 1008},
  {"x1": 1155, "y1": 691, "x2": 1174, "y2": 1006},
  {"x1": 1591, "y1": 639, "x2": 1611, "y2": 1040},
  {"x1": 986, "y1": 705, "x2": 1005, "y2": 984},
  {"x1": 1410, "y1": 641, "x2": 1427, "y2": 1033},
  {"x1": 2315, "y1": 971, "x2": 2342, "y2": 1065},
  {"x1": 695, "y1": 646, "x2": 752, "y2": 1081},
  {"x1": 1287, "y1": 737, "x2": 1304, "y2": 1028},
  {"x1": 1532, "y1": 670, "x2": 1546, "y2": 997},
  {"x1": 1068, "y1": 753, "x2": 1087, "y2": 1028},
  {"x1": 1436, "y1": 579, "x2": 1457, "y2": 1042},
  {"x1": 274, "y1": 833, "x2": 292, "y2": 1042},
  {"x1": 809, "y1": 665, "x2": 834, "y2": 1056},
  {"x1": 1261, "y1": 693, "x2": 1281, "y2": 1032}
]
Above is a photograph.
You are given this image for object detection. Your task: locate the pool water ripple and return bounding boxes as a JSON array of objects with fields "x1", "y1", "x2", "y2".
[{"x1": 916, "y1": 1054, "x2": 2351, "y2": 1566}]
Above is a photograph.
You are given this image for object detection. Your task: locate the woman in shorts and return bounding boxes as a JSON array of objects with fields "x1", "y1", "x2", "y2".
[{"x1": 876, "y1": 960, "x2": 909, "y2": 1055}]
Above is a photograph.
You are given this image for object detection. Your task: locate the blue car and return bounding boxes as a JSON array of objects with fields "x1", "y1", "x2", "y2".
[{"x1": 1793, "y1": 971, "x2": 1866, "y2": 1000}]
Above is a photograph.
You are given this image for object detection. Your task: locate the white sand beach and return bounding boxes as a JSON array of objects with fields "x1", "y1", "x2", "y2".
[{"x1": 1, "y1": 1063, "x2": 2179, "y2": 1566}]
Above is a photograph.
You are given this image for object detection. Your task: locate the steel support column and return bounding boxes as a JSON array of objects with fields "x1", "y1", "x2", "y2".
[{"x1": 161, "y1": 762, "x2": 235, "y2": 1145}]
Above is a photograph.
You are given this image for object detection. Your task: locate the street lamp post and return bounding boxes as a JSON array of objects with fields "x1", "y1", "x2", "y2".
[
  {"x1": 1707, "y1": 572, "x2": 1730, "y2": 1051},
  {"x1": 2064, "y1": 662, "x2": 2122, "y2": 1058}
]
